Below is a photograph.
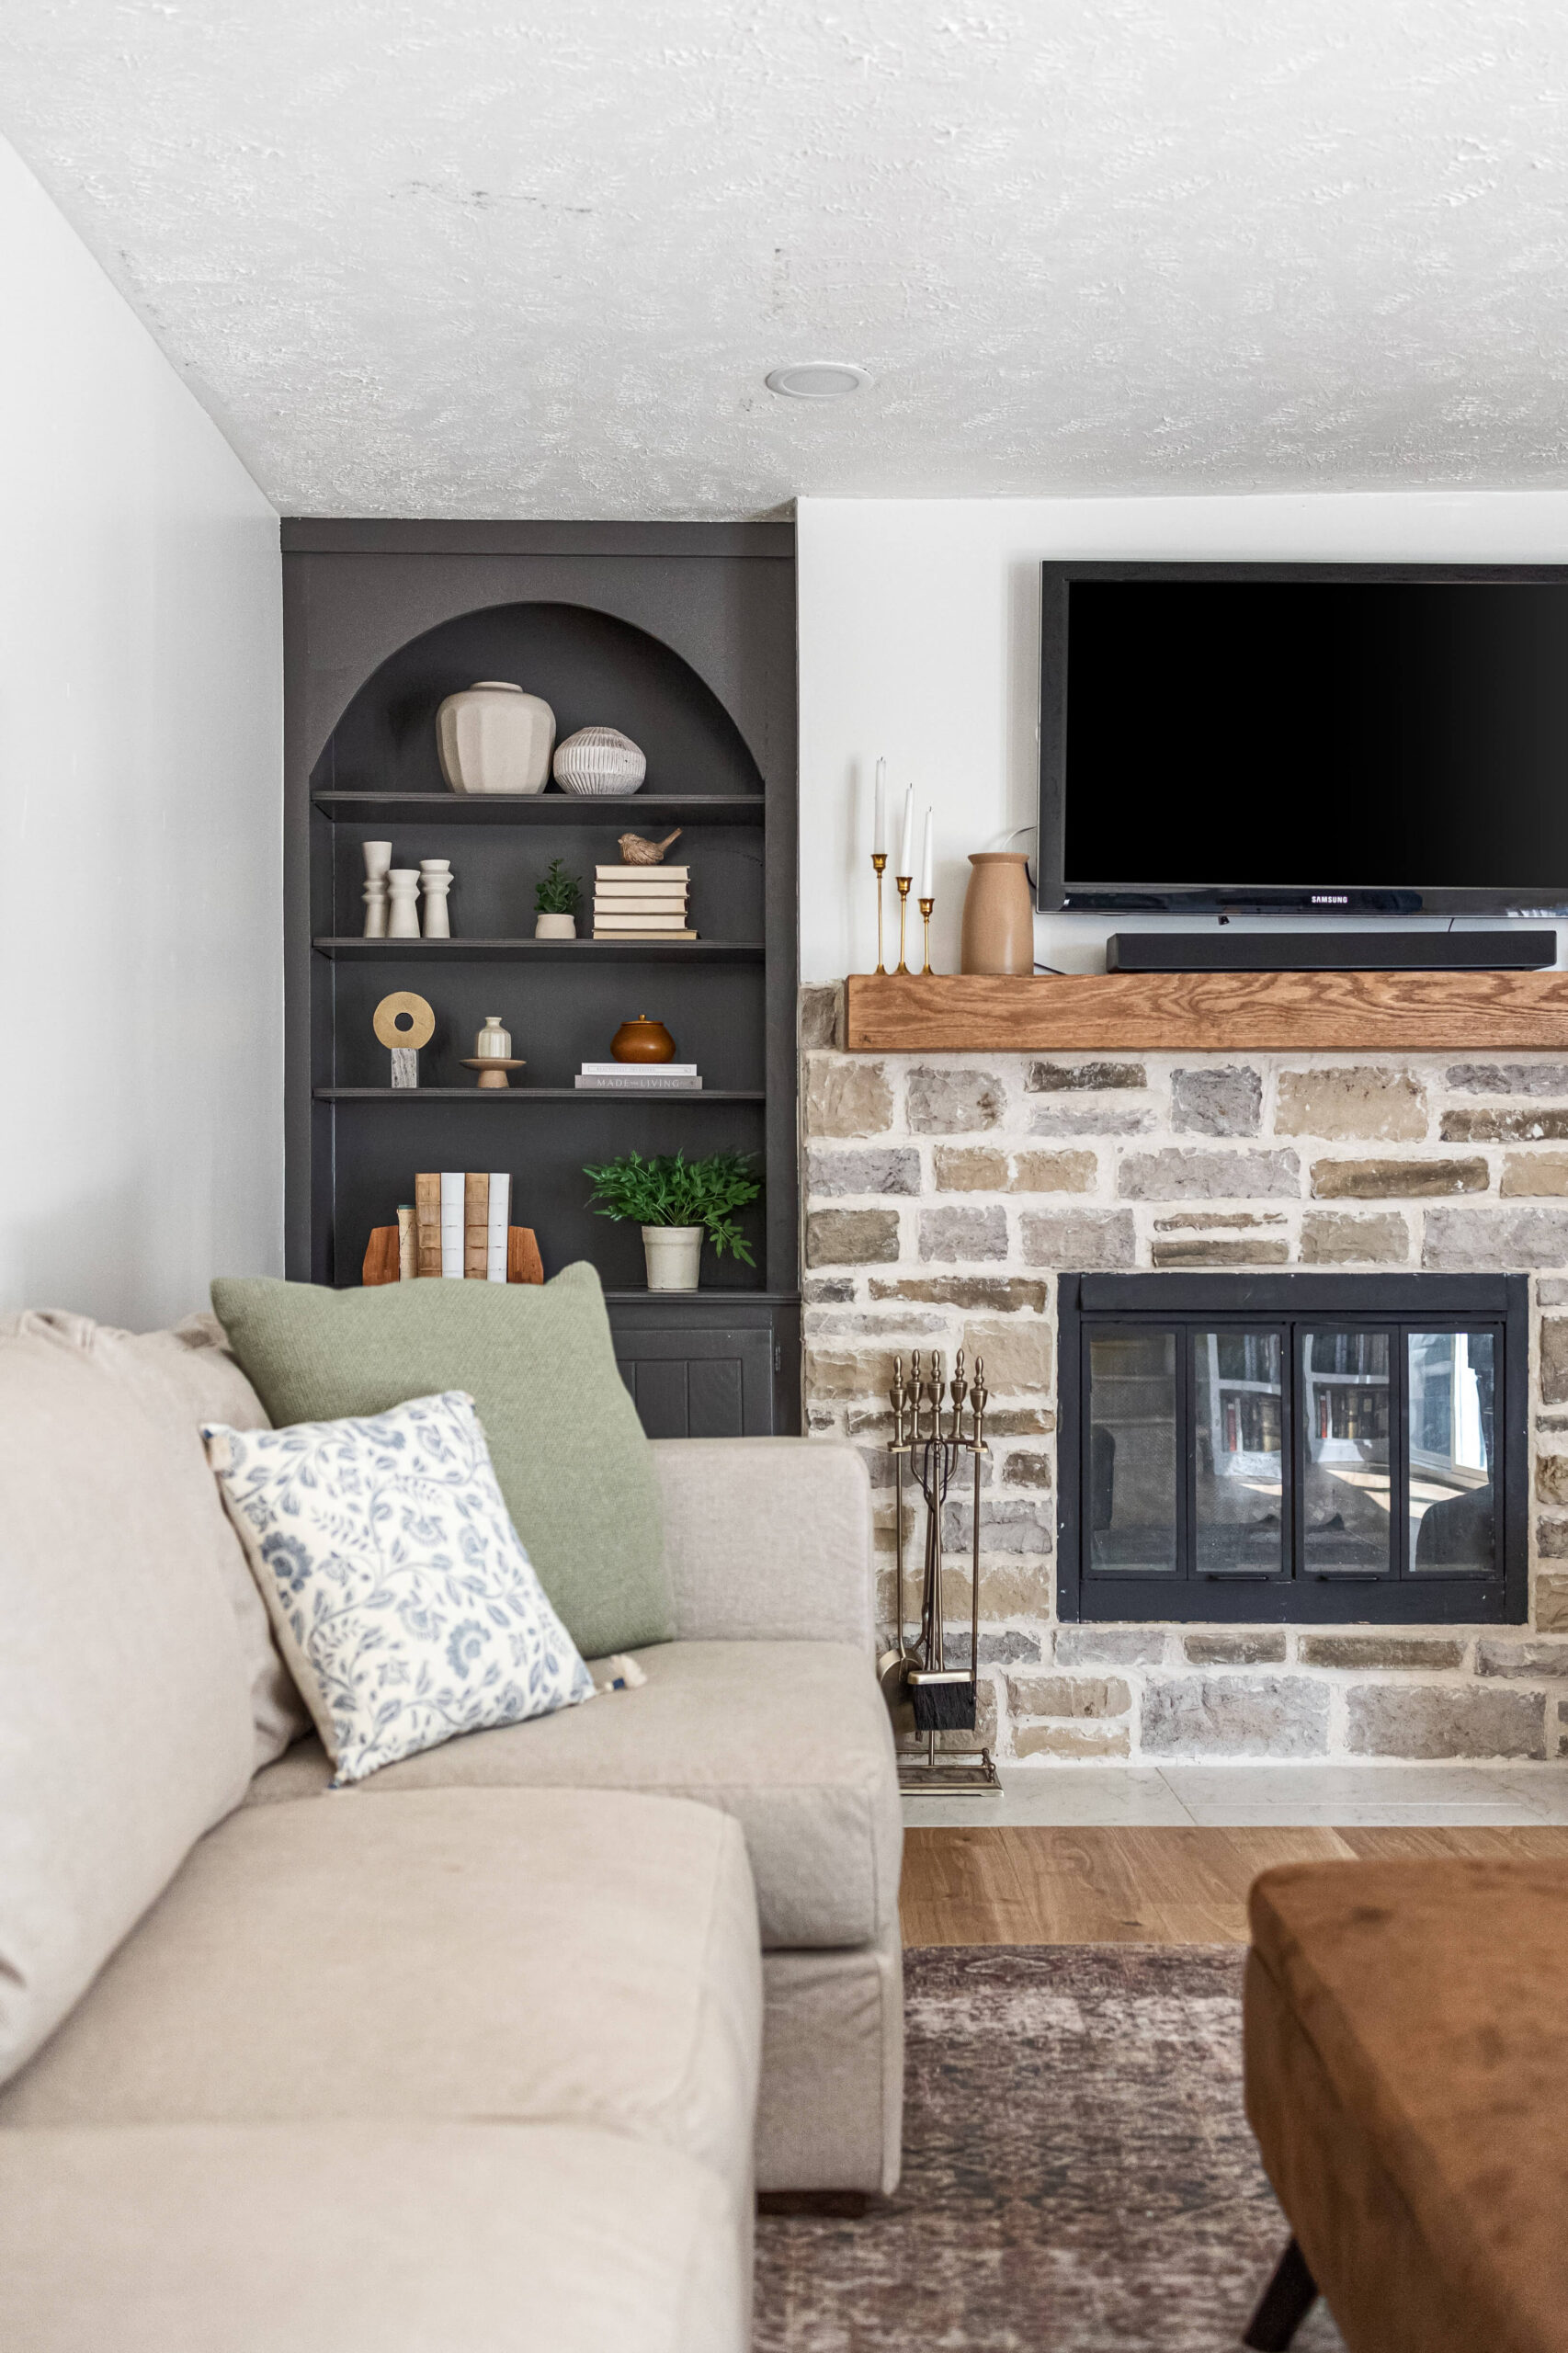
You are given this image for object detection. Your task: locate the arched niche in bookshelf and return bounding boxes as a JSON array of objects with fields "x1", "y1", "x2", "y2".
[
  {"x1": 312, "y1": 598, "x2": 767, "y2": 801},
  {"x1": 284, "y1": 523, "x2": 799, "y2": 1433}
]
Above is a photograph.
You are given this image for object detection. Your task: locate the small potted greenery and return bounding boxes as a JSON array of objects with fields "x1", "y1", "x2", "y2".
[
  {"x1": 534, "y1": 858, "x2": 582, "y2": 939},
  {"x1": 583, "y1": 1150, "x2": 763, "y2": 1290}
]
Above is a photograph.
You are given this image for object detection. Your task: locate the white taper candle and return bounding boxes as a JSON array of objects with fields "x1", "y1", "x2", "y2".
[
  {"x1": 873, "y1": 757, "x2": 886, "y2": 856},
  {"x1": 920, "y1": 807, "x2": 934, "y2": 898},
  {"x1": 899, "y1": 783, "x2": 915, "y2": 879}
]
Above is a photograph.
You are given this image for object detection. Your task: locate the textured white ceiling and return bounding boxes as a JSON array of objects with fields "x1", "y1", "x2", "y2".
[{"x1": 4, "y1": 2, "x2": 1568, "y2": 517}]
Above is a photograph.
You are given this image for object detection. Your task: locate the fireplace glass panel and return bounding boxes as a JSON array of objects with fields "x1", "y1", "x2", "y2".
[
  {"x1": 1408, "y1": 1330, "x2": 1495, "y2": 1575},
  {"x1": 1087, "y1": 1329, "x2": 1177, "y2": 1574},
  {"x1": 1299, "y1": 1328, "x2": 1392, "y2": 1578},
  {"x1": 1193, "y1": 1328, "x2": 1284, "y2": 1576}
]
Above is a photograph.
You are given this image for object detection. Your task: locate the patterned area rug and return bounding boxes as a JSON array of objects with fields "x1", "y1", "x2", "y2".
[{"x1": 755, "y1": 1946, "x2": 1346, "y2": 2352}]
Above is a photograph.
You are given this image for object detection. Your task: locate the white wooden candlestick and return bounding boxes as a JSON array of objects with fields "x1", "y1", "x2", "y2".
[
  {"x1": 386, "y1": 870, "x2": 421, "y2": 939},
  {"x1": 419, "y1": 860, "x2": 452, "y2": 940}
]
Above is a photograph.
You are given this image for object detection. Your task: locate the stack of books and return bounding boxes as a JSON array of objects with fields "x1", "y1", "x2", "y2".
[
  {"x1": 414, "y1": 1172, "x2": 511, "y2": 1278},
  {"x1": 593, "y1": 865, "x2": 694, "y2": 939},
  {"x1": 574, "y1": 1062, "x2": 701, "y2": 1092}
]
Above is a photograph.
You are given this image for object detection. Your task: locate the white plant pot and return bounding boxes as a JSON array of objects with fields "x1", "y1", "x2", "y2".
[
  {"x1": 437, "y1": 681, "x2": 556, "y2": 795},
  {"x1": 642, "y1": 1225, "x2": 702, "y2": 1291},
  {"x1": 534, "y1": 912, "x2": 576, "y2": 938}
]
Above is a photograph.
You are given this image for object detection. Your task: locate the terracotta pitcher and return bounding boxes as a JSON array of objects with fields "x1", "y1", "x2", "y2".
[{"x1": 960, "y1": 853, "x2": 1033, "y2": 975}]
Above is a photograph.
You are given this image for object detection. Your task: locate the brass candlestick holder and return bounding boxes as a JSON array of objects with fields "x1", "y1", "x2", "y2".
[
  {"x1": 871, "y1": 852, "x2": 888, "y2": 974},
  {"x1": 919, "y1": 894, "x2": 935, "y2": 975},
  {"x1": 893, "y1": 875, "x2": 913, "y2": 973},
  {"x1": 877, "y1": 1345, "x2": 1000, "y2": 1793}
]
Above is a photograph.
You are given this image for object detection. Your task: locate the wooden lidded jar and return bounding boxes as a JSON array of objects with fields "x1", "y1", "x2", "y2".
[
  {"x1": 960, "y1": 854, "x2": 1033, "y2": 975},
  {"x1": 611, "y1": 1016, "x2": 676, "y2": 1063}
]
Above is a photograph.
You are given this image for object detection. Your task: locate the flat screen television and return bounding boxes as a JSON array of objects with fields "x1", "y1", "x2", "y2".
[{"x1": 1038, "y1": 561, "x2": 1568, "y2": 915}]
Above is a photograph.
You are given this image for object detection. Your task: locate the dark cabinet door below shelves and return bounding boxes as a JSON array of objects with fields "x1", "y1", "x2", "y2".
[{"x1": 607, "y1": 1297, "x2": 800, "y2": 1437}]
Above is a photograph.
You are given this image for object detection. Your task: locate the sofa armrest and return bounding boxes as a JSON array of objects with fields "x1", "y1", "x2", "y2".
[{"x1": 650, "y1": 1438, "x2": 874, "y2": 1650}]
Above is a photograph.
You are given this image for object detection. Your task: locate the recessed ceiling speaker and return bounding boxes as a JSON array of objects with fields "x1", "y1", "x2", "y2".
[{"x1": 764, "y1": 361, "x2": 868, "y2": 400}]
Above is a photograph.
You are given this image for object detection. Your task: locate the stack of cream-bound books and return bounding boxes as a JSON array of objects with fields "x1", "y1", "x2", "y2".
[{"x1": 593, "y1": 864, "x2": 694, "y2": 939}]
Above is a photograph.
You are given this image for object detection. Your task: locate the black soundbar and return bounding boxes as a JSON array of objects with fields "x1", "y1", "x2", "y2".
[{"x1": 1105, "y1": 930, "x2": 1558, "y2": 973}]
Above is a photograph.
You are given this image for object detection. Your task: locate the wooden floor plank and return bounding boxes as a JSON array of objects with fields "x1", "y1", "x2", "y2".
[
  {"x1": 1334, "y1": 1825, "x2": 1568, "y2": 1863},
  {"x1": 899, "y1": 1826, "x2": 1034, "y2": 1947},
  {"x1": 899, "y1": 1826, "x2": 1356, "y2": 1947}
]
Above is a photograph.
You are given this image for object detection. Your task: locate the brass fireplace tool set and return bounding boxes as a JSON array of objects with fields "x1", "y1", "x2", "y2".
[{"x1": 879, "y1": 1347, "x2": 1002, "y2": 1793}]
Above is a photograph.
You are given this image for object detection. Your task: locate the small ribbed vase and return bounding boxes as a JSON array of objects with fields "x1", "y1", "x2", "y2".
[{"x1": 553, "y1": 726, "x2": 647, "y2": 797}]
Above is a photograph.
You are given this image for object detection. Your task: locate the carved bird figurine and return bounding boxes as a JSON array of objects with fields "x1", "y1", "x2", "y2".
[{"x1": 618, "y1": 829, "x2": 682, "y2": 865}]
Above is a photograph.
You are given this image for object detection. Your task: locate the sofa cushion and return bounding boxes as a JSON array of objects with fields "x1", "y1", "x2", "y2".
[
  {"x1": 0, "y1": 2122, "x2": 747, "y2": 2353},
  {"x1": 206, "y1": 1392, "x2": 593, "y2": 1784},
  {"x1": 210, "y1": 1263, "x2": 675, "y2": 1658},
  {"x1": 0, "y1": 1334, "x2": 254, "y2": 2087},
  {"x1": 5, "y1": 1308, "x2": 306, "y2": 1768},
  {"x1": 244, "y1": 1638, "x2": 903, "y2": 1949},
  {"x1": 1247, "y1": 1857, "x2": 1568, "y2": 2353},
  {"x1": 0, "y1": 1787, "x2": 761, "y2": 2192}
]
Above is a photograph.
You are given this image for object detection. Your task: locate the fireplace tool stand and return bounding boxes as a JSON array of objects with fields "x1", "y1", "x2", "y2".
[{"x1": 879, "y1": 1347, "x2": 1001, "y2": 1795}]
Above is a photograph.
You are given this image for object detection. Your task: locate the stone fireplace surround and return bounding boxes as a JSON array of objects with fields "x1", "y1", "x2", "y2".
[{"x1": 799, "y1": 983, "x2": 1568, "y2": 1766}]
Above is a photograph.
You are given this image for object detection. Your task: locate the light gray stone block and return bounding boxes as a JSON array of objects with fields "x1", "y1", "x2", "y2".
[
  {"x1": 906, "y1": 1065, "x2": 1006, "y2": 1133},
  {"x1": 1536, "y1": 1516, "x2": 1568, "y2": 1558},
  {"x1": 805, "y1": 1208, "x2": 901, "y2": 1267},
  {"x1": 1538, "y1": 1574, "x2": 1568, "y2": 1631},
  {"x1": 1141, "y1": 1676, "x2": 1331, "y2": 1756},
  {"x1": 1171, "y1": 1065, "x2": 1262, "y2": 1137},
  {"x1": 804, "y1": 1060, "x2": 894, "y2": 1139},
  {"x1": 801, "y1": 1277, "x2": 856, "y2": 1304},
  {"x1": 942, "y1": 1496, "x2": 1052, "y2": 1554},
  {"x1": 1119, "y1": 1148, "x2": 1301, "y2": 1201},
  {"x1": 807, "y1": 1146, "x2": 922, "y2": 1197},
  {"x1": 1345, "y1": 1683, "x2": 1546, "y2": 1759},
  {"x1": 1019, "y1": 1209, "x2": 1137, "y2": 1269},
  {"x1": 1540, "y1": 1454, "x2": 1568, "y2": 1506},
  {"x1": 918, "y1": 1205, "x2": 1009, "y2": 1262},
  {"x1": 1053, "y1": 1626, "x2": 1167, "y2": 1668},
  {"x1": 1001, "y1": 1449, "x2": 1053, "y2": 1490},
  {"x1": 1425, "y1": 1205, "x2": 1568, "y2": 1270},
  {"x1": 1026, "y1": 1060, "x2": 1146, "y2": 1092},
  {"x1": 798, "y1": 983, "x2": 844, "y2": 1051},
  {"x1": 1541, "y1": 1319, "x2": 1568, "y2": 1405},
  {"x1": 1181, "y1": 1631, "x2": 1288, "y2": 1666},
  {"x1": 1445, "y1": 1063, "x2": 1568, "y2": 1096},
  {"x1": 868, "y1": 1275, "x2": 1050, "y2": 1313},
  {"x1": 1275, "y1": 1067, "x2": 1427, "y2": 1141},
  {"x1": 1015, "y1": 1722, "x2": 1132, "y2": 1758},
  {"x1": 1028, "y1": 1105, "x2": 1156, "y2": 1137},
  {"x1": 1005, "y1": 1672, "x2": 1131, "y2": 1718},
  {"x1": 1475, "y1": 1637, "x2": 1568, "y2": 1678},
  {"x1": 1299, "y1": 1211, "x2": 1413, "y2": 1264},
  {"x1": 943, "y1": 1629, "x2": 1044, "y2": 1667}
]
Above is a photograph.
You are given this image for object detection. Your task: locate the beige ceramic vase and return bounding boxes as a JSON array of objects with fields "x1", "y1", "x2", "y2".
[
  {"x1": 437, "y1": 681, "x2": 556, "y2": 795},
  {"x1": 960, "y1": 853, "x2": 1033, "y2": 975}
]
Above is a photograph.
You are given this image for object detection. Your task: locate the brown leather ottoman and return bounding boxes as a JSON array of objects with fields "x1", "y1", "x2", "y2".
[{"x1": 1242, "y1": 1859, "x2": 1568, "y2": 2353}]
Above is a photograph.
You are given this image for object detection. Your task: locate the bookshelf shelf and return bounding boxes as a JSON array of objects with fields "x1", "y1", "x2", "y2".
[
  {"x1": 313, "y1": 791, "x2": 765, "y2": 828},
  {"x1": 313, "y1": 1087, "x2": 767, "y2": 1102},
  {"x1": 313, "y1": 937, "x2": 765, "y2": 963}
]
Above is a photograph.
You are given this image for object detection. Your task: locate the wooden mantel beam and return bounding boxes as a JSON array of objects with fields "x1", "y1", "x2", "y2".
[{"x1": 843, "y1": 969, "x2": 1568, "y2": 1054}]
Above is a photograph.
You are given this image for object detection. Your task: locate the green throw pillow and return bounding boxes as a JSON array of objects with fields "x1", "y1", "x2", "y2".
[{"x1": 209, "y1": 1263, "x2": 673, "y2": 1659}]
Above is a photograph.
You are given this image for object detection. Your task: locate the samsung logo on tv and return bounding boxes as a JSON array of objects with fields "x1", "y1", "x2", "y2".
[{"x1": 1311, "y1": 894, "x2": 1349, "y2": 904}]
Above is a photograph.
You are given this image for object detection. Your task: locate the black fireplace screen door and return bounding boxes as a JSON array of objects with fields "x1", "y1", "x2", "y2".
[{"x1": 1060, "y1": 1273, "x2": 1525, "y2": 1625}]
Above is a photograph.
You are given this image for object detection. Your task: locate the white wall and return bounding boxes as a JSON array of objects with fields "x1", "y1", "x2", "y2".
[
  {"x1": 798, "y1": 494, "x2": 1568, "y2": 983},
  {"x1": 0, "y1": 132, "x2": 282, "y2": 1328}
]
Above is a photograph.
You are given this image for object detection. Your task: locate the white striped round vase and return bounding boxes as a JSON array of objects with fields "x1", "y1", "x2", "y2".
[{"x1": 552, "y1": 726, "x2": 647, "y2": 797}]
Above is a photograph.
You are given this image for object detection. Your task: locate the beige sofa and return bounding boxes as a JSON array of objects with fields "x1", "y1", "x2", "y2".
[{"x1": 0, "y1": 1311, "x2": 902, "y2": 2352}]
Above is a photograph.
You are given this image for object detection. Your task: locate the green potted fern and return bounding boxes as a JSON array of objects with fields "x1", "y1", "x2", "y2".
[
  {"x1": 534, "y1": 858, "x2": 582, "y2": 939},
  {"x1": 583, "y1": 1150, "x2": 763, "y2": 1290}
]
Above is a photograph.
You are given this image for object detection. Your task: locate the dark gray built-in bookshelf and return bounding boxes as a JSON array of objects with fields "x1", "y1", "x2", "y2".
[{"x1": 282, "y1": 519, "x2": 800, "y2": 1433}]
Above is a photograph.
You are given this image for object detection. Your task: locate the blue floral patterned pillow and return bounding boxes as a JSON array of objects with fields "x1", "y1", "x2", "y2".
[{"x1": 203, "y1": 1390, "x2": 592, "y2": 1786}]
